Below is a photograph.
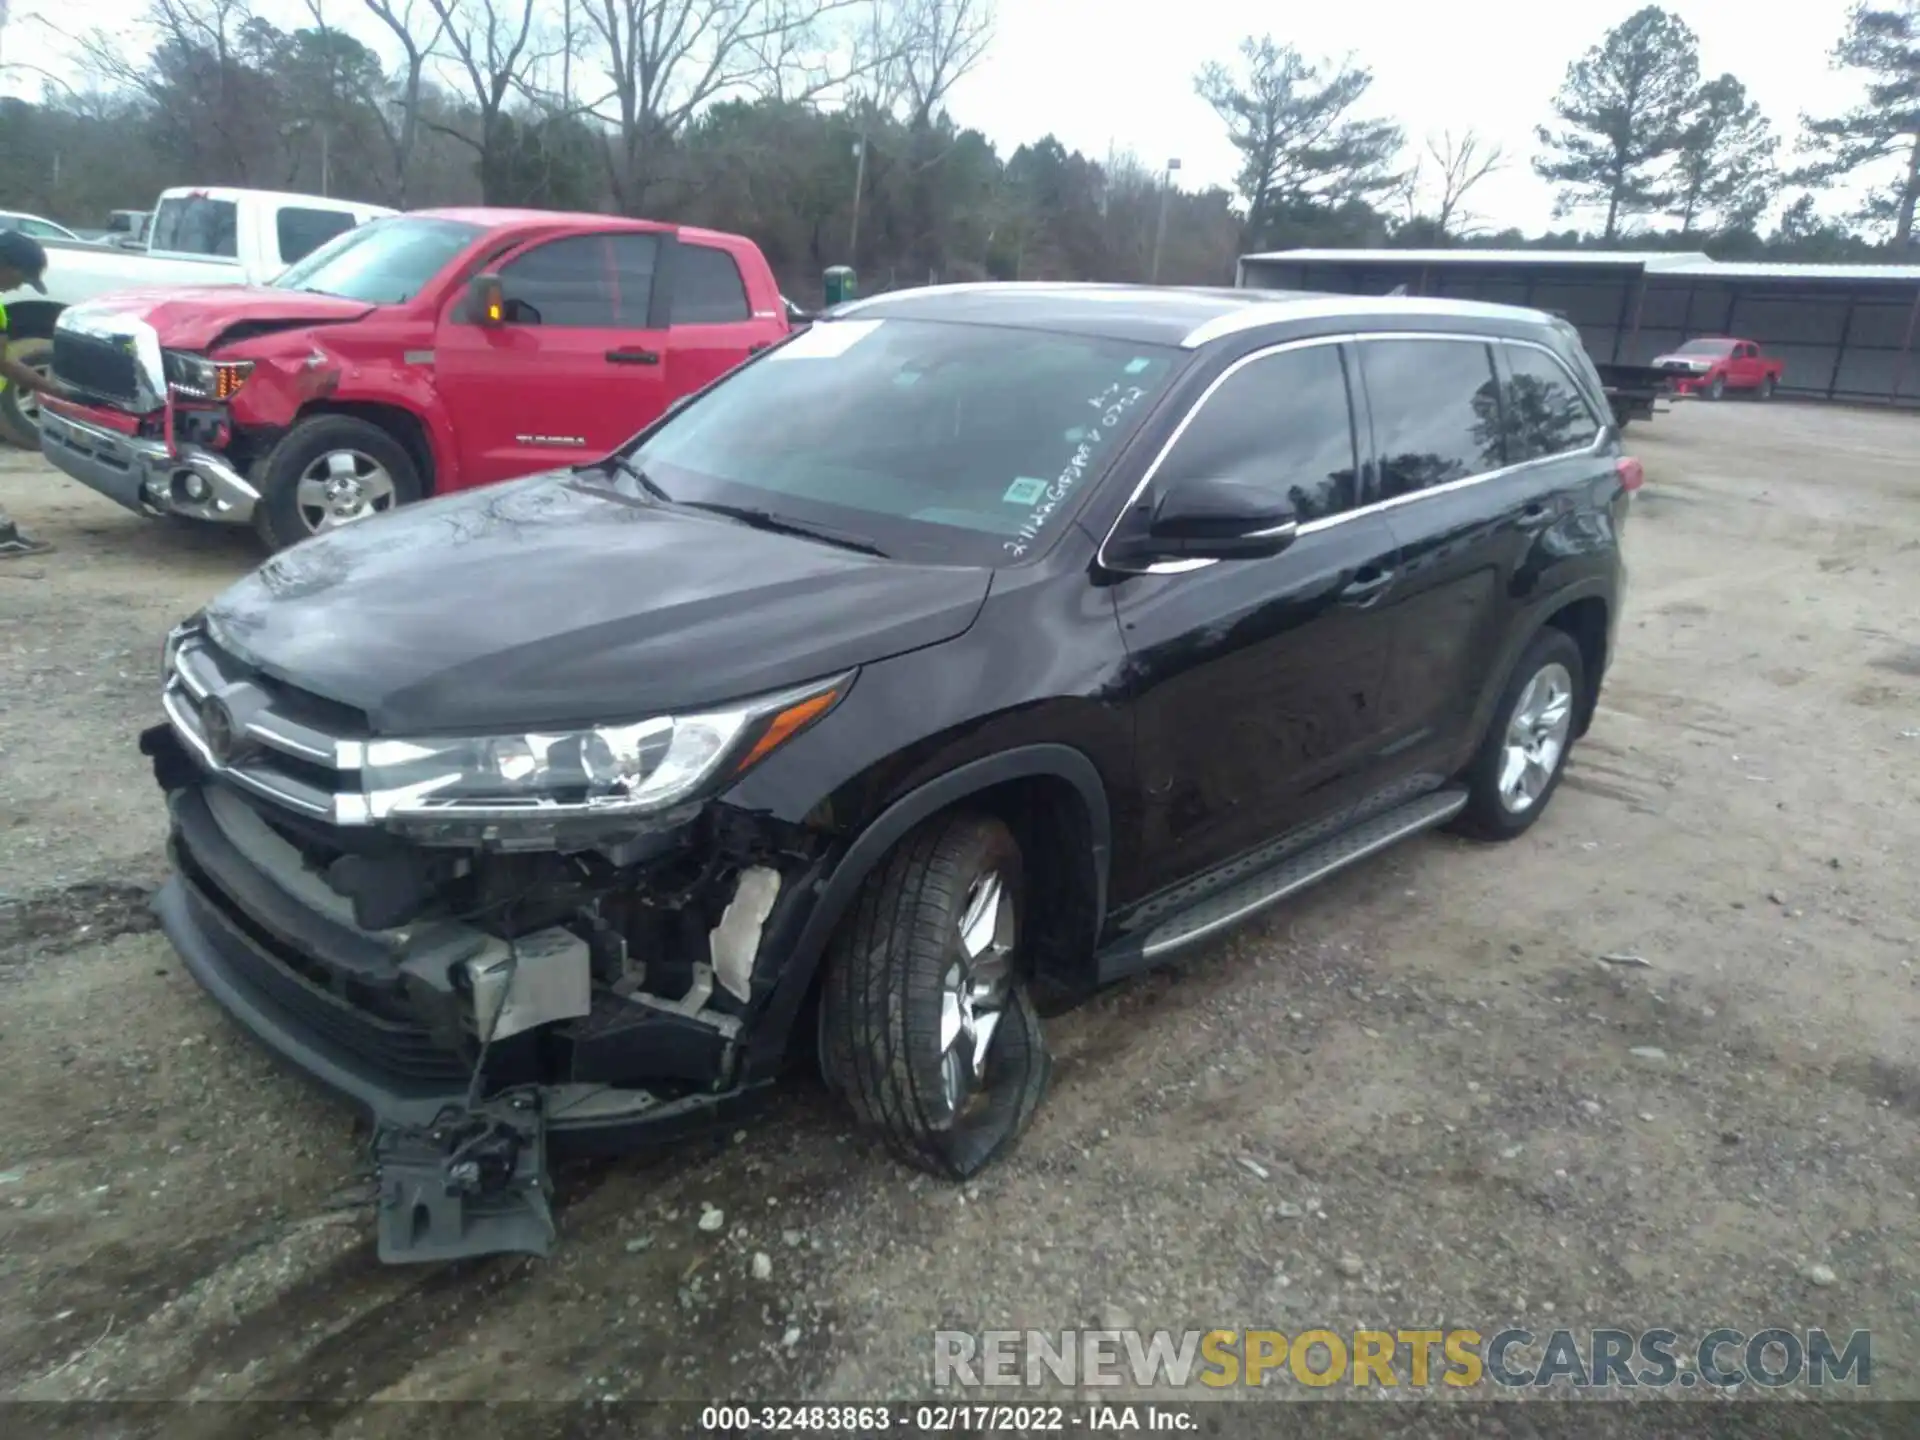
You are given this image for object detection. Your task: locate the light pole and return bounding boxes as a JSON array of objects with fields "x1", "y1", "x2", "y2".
[
  {"x1": 847, "y1": 136, "x2": 867, "y2": 262},
  {"x1": 1150, "y1": 157, "x2": 1181, "y2": 284}
]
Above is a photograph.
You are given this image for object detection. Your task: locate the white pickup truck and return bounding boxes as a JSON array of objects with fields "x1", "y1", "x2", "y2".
[{"x1": 1, "y1": 186, "x2": 391, "y2": 446}]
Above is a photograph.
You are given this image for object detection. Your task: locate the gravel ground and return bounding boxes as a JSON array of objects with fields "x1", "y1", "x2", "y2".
[{"x1": 1, "y1": 401, "x2": 1917, "y2": 1427}]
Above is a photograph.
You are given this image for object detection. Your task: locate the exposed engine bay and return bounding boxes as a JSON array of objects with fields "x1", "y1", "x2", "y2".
[{"x1": 145, "y1": 719, "x2": 828, "y2": 1262}]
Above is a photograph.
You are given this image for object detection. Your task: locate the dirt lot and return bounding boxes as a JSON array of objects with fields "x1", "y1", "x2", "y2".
[{"x1": 2, "y1": 402, "x2": 1917, "y2": 1425}]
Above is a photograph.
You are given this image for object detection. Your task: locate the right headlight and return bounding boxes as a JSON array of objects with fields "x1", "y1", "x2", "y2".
[{"x1": 335, "y1": 671, "x2": 853, "y2": 826}]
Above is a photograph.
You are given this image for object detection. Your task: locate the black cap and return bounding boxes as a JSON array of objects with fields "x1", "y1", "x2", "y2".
[{"x1": 0, "y1": 229, "x2": 49, "y2": 294}]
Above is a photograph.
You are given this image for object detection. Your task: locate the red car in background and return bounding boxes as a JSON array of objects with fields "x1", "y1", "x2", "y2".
[
  {"x1": 37, "y1": 209, "x2": 790, "y2": 549},
  {"x1": 1650, "y1": 337, "x2": 1785, "y2": 401}
]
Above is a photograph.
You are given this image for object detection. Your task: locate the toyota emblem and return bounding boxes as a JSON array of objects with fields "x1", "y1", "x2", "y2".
[{"x1": 201, "y1": 697, "x2": 239, "y2": 764}]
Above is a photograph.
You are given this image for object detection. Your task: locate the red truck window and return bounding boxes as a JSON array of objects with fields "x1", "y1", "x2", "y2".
[
  {"x1": 674, "y1": 244, "x2": 751, "y2": 324},
  {"x1": 499, "y1": 234, "x2": 660, "y2": 327}
]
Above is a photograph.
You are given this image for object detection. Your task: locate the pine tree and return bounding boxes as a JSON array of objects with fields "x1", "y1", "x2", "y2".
[
  {"x1": 1796, "y1": 1, "x2": 1920, "y2": 244},
  {"x1": 1671, "y1": 74, "x2": 1777, "y2": 234},
  {"x1": 1534, "y1": 6, "x2": 1702, "y2": 240}
]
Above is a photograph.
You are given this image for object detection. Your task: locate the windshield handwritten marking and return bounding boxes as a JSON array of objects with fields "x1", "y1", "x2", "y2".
[{"x1": 1003, "y1": 381, "x2": 1150, "y2": 558}]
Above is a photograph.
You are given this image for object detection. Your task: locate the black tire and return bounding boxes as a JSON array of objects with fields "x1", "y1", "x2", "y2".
[
  {"x1": 0, "y1": 336, "x2": 55, "y2": 449},
  {"x1": 819, "y1": 811, "x2": 1051, "y2": 1179},
  {"x1": 254, "y1": 415, "x2": 423, "y2": 551},
  {"x1": 1706, "y1": 375, "x2": 1727, "y2": 401},
  {"x1": 1452, "y1": 627, "x2": 1585, "y2": 841}
]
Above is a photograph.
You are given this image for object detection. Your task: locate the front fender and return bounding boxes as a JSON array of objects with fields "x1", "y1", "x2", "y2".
[
  {"x1": 227, "y1": 346, "x2": 458, "y2": 488},
  {"x1": 738, "y1": 744, "x2": 1112, "y2": 1082}
]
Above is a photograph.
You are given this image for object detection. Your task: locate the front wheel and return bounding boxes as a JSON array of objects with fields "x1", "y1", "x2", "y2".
[
  {"x1": 1452, "y1": 628, "x2": 1585, "y2": 841},
  {"x1": 0, "y1": 336, "x2": 55, "y2": 449},
  {"x1": 1759, "y1": 376, "x2": 1777, "y2": 400},
  {"x1": 1706, "y1": 375, "x2": 1727, "y2": 401},
  {"x1": 254, "y1": 415, "x2": 423, "y2": 551},
  {"x1": 819, "y1": 812, "x2": 1051, "y2": 1179}
]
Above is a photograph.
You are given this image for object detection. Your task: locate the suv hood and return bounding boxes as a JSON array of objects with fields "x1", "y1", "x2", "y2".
[
  {"x1": 203, "y1": 473, "x2": 993, "y2": 733},
  {"x1": 68, "y1": 286, "x2": 374, "y2": 350}
]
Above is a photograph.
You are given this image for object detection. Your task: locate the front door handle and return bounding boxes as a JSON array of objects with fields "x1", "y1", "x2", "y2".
[
  {"x1": 606, "y1": 348, "x2": 661, "y2": 366},
  {"x1": 1339, "y1": 566, "x2": 1395, "y2": 606}
]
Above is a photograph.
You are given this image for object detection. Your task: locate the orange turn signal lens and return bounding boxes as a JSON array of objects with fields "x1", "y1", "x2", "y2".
[{"x1": 735, "y1": 688, "x2": 840, "y2": 772}]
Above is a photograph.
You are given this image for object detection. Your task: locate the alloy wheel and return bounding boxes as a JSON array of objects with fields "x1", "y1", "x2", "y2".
[
  {"x1": 1498, "y1": 661, "x2": 1574, "y2": 813},
  {"x1": 937, "y1": 870, "x2": 1015, "y2": 1118},
  {"x1": 295, "y1": 449, "x2": 398, "y2": 532}
]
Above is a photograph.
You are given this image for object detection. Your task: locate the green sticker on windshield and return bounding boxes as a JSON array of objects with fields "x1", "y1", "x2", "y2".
[
  {"x1": 1003, "y1": 477, "x2": 1048, "y2": 505},
  {"x1": 1125, "y1": 357, "x2": 1151, "y2": 374}
]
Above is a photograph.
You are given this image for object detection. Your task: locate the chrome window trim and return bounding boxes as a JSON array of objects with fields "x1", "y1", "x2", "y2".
[
  {"x1": 1178, "y1": 296, "x2": 1545, "y2": 349},
  {"x1": 1097, "y1": 330, "x2": 1608, "y2": 578}
]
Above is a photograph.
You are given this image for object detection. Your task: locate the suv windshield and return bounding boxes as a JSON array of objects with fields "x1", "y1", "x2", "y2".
[
  {"x1": 1675, "y1": 338, "x2": 1737, "y2": 356},
  {"x1": 614, "y1": 318, "x2": 1181, "y2": 566},
  {"x1": 272, "y1": 216, "x2": 483, "y2": 304}
]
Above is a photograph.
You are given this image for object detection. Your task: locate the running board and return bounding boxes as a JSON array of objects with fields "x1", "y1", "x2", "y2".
[{"x1": 1093, "y1": 788, "x2": 1468, "y2": 983}]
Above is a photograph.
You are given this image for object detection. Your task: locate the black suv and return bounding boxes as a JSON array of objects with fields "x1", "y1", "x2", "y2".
[{"x1": 142, "y1": 284, "x2": 1635, "y2": 1262}]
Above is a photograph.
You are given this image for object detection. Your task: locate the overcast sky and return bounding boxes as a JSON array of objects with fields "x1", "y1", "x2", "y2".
[{"x1": 0, "y1": 0, "x2": 1879, "y2": 233}]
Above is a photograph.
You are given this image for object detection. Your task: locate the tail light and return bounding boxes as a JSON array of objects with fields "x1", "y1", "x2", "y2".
[{"x1": 1616, "y1": 457, "x2": 1644, "y2": 493}]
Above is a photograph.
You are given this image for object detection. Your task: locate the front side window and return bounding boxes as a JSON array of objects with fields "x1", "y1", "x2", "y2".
[
  {"x1": 274, "y1": 216, "x2": 482, "y2": 304},
  {"x1": 277, "y1": 207, "x2": 357, "y2": 265},
  {"x1": 151, "y1": 196, "x2": 239, "y2": 258},
  {"x1": 1359, "y1": 338, "x2": 1504, "y2": 500},
  {"x1": 1154, "y1": 343, "x2": 1359, "y2": 524},
  {"x1": 1499, "y1": 343, "x2": 1601, "y2": 462},
  {"x1": 495, "y1": 234, "x2": 659, "y2": 327},
  {"x1": 611, "y1": 318, "x2": 1181, "y2": 566}
]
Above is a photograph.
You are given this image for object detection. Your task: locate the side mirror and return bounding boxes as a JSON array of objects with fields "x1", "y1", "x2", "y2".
[
  {"x1": 1108, "y1": 477, "x2": 1298, "y2": 566},
  {"x1": 469, "y1": 272, "x2": 506, "y2": 327}
]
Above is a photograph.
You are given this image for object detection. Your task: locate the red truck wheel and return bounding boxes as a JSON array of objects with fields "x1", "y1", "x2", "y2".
[
  {"x1": 1759, "y1": 377, "x2": 1777, "y2": 400},
  {"x1": 255, "y1": 416, "x2": 423, "y2": 551},
  {"x1": 1707, "y1": 375, "x2": 1726, "y2": 401}
]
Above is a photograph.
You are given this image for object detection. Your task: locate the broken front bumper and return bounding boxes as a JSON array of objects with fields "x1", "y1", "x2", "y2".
[
  {"x1": 39, "y1": 402, "x2": 259, "y2": 524},
  {"x1": 155, "y1": 779, "x2": 773, "y2": 1262}
]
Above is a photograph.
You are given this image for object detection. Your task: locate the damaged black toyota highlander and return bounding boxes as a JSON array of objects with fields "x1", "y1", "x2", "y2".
[{"x1": 144, "y1": 284, "x2": 1632, "y2": 1262}]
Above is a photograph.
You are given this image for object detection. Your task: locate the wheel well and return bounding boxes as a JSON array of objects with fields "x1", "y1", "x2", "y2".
[
  {"x1": 2, "y1": 301, "x2": 62, "y2": 341},
  {"x1": 297, "y1": 401, "x2": 435, "y2": 491},
  {"x1": 956, "y1": 776, "x2": 1102, "y2": 1000},
  {"x1": 1543, "y1": 597, "x2": 1608, "y2": 736}
]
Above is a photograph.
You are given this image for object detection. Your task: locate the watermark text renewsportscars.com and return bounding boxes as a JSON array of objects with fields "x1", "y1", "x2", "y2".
[{"x1": 933, "y1": 1327, "x2": 1871, "y2": 1391}]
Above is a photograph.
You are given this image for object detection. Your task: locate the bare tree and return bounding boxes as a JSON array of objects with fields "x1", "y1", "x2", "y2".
[
  {"x1": 883, "y1": 0, "x2": 991, "y2": 126},
  {"x1": 578, "y1": 0, "x2": 888, "y2": 214},
  {"x1": 1412, "y1": 129, "x2": 1505, "y2": 236},
  {"x1": 421, "y1": 0, "x2": 547, "y2": 201},
  {"x1": 359, "y1": 0, "x2": 448, "y2": 205}
]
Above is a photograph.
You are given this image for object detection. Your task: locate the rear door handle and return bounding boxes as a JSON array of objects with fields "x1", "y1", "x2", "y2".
[
  {"x1": 606, "y1": 348, "x2": 661, "y2": 366},
  {"x1": 1339, "y1": 567, "x2": 1395, "y2": 605},
  {"x1": 1517, "y1": 502, "x2": 1555, "y2": 531}
]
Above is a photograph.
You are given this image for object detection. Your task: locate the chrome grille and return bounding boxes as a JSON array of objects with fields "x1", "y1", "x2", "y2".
[
  {"x1": 53, "y1": 330, "x2": 143, "y2": 405},
  {"x1": 164, "y1": 627, "x2": 365, "y2": 823}
]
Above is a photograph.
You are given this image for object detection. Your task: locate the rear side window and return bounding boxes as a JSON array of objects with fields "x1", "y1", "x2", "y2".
[
  {"x1": 1501, "y1": 343, "x2": 1601, "y2": 461},
  {"x1": 151, "y1": 195, "x2": 238, "y2": 258},
  {"x1": 1156, "y1": 343, "x2": 1359, "y2": 523},
  {"x1": 673, "y1": 244, "x2": 751, "y2": 324},
  {"x1": 277, "y1": 207, "x2": 357, "y2": 265},
  {"x1": 1359, "y1": 339, "x2": 1503, "y2": 500}
]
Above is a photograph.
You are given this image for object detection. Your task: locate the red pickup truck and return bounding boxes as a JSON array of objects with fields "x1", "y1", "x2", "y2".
[
  {"x1": 38, "y1": 209, "x2": 789, "y2": 548},
  {"x1": 1649, "y1": 337, "x2": 1784, "y2": 401}
]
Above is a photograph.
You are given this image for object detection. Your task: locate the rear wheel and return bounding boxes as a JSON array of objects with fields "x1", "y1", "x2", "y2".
[
  {"x1": 254, "y1": 415, "x2": 422, "y2": 551},
  {"x1": 819, "y1": 812, "x2": 1051, "y2": 1179},
  {"x1": 1453, "y1": 628, "x2": 1585, "y2": 841},
  {"x1": 0, "y1": 336, "x2": 55, "y2": 448}
]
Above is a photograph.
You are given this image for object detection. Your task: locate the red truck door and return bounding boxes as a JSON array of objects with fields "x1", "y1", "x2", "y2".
[
  {"x1": 1728, "y1": 342, "x2": 1763, "y2": 389},
  {"x1": 433, "y1": 230, "x2": 671, "y2": 489},
  {"x1": 663, "y1": 234, "x2": 788, "y2": 394}
]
